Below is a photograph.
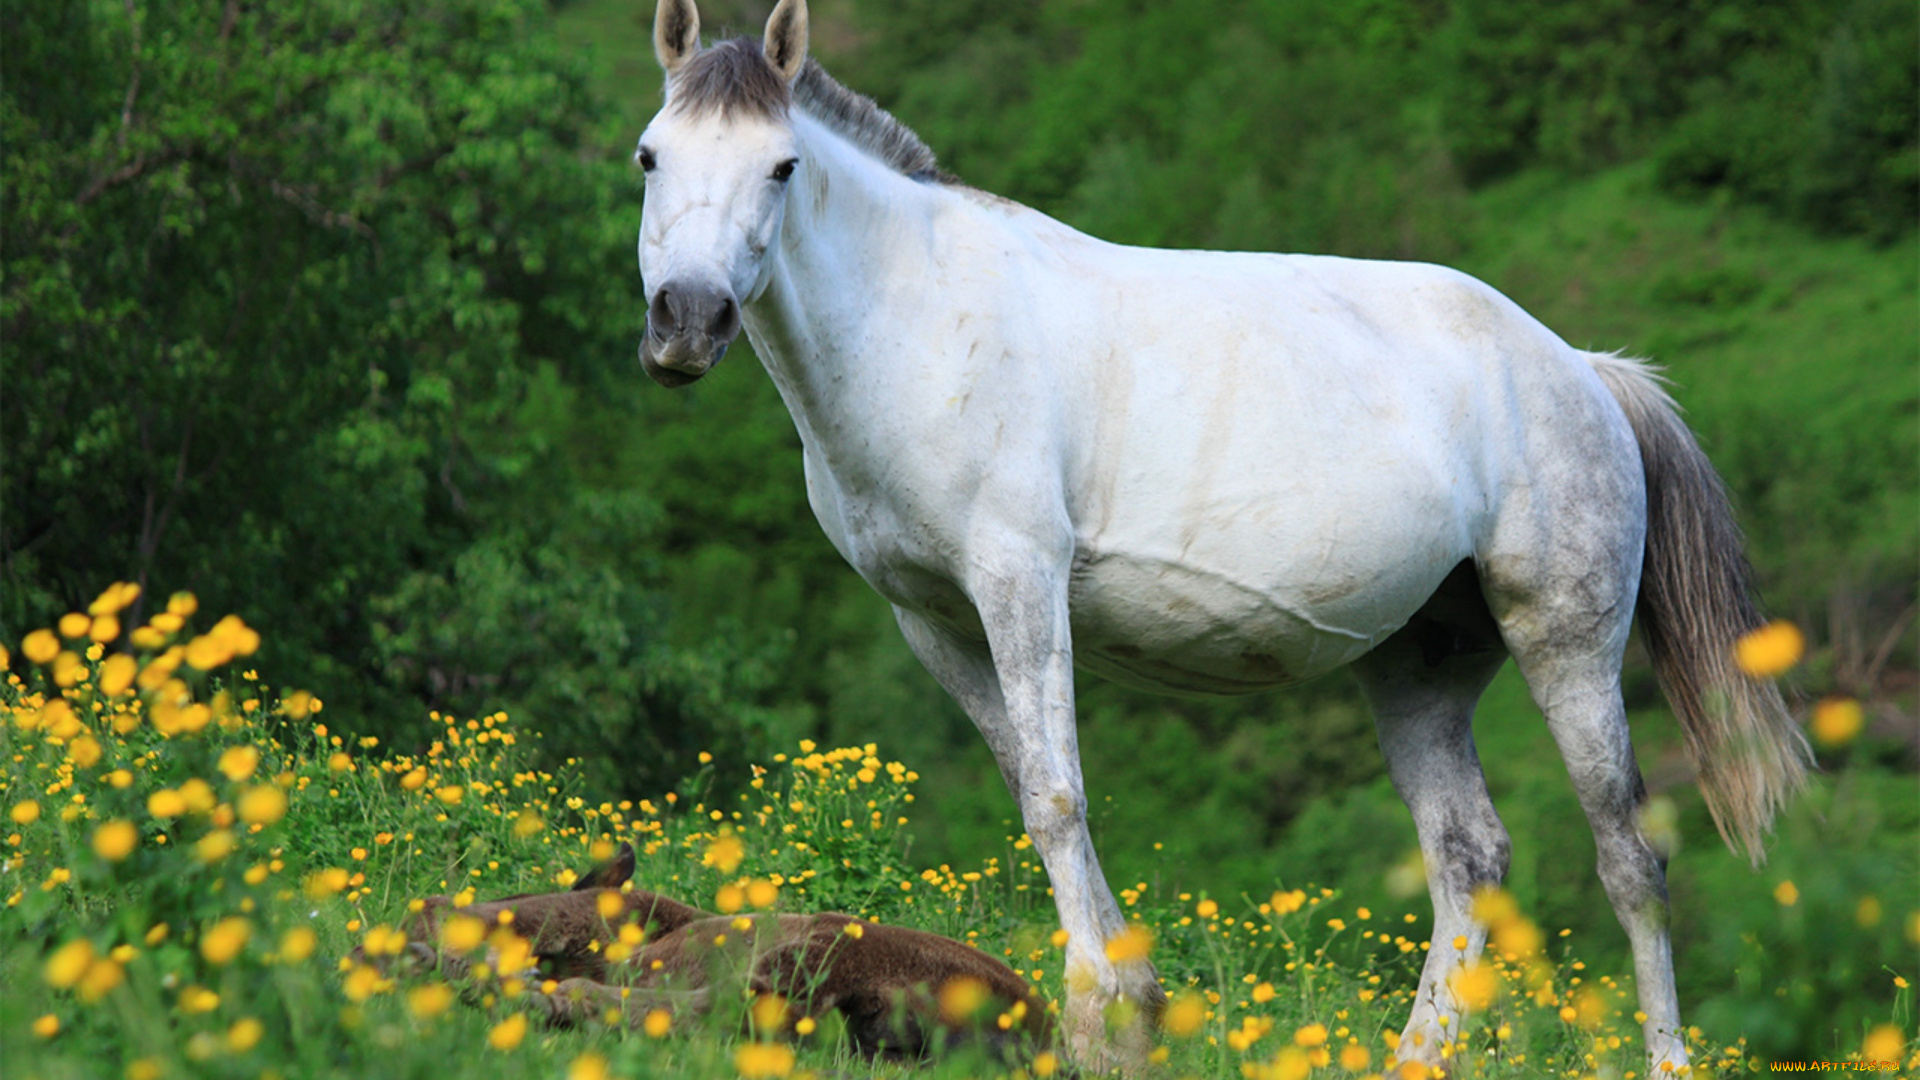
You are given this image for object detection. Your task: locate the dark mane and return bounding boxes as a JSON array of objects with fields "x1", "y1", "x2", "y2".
[{"x1": 668, "y1": 39, "x2": 953, "y2": 185}]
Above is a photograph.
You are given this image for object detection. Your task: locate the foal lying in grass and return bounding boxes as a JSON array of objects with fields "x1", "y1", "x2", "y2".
[{"x1": 359, "y1": 843, "x2": 1051, "y2": 1061}]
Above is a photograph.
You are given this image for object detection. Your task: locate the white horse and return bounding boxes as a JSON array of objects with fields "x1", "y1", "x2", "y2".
[{"x1": 631, "y1": 1, "x2": 1811, "y2": 1071}]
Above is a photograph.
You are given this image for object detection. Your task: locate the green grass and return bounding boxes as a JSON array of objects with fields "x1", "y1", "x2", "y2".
[{"x1": 15, "y1": 594, "x2": 1912, "y2": 1078}]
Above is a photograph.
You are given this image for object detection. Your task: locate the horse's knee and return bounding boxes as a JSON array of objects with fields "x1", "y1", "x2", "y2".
[{"x1": 1020, "y1": 784, "x2": 1087, "y2": 848}]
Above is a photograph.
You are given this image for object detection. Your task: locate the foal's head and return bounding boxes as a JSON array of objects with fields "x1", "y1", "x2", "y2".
[{"x1": 635, "y1": 0, "x2": 809, "y2": 387}]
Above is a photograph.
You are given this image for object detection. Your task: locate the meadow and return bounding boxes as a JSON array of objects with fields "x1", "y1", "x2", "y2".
[
  {"x1": 2, "y1": 588, "x2": 1913, "y2": 1077},
  {"x1": 3, "y1": 0, "x2": 1914, "y2": 1075}
]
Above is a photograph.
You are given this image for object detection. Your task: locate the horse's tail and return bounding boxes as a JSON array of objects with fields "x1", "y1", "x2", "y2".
[{"x1": 1587, "y1": 352, "x2": 1811, "y2": 865}]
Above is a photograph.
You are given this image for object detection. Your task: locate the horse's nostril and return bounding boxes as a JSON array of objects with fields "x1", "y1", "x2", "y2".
[
  {"x1": 649, "y1": 288, "x2": 677, "y2": 337},
  {"x1": 710, "y1": 297, "x2": 739, "y2": 340}
]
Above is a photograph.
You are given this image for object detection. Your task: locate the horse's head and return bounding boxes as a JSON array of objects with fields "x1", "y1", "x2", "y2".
[{"x1": 635, "y1": 0, "x2": 808, "y2": 387}]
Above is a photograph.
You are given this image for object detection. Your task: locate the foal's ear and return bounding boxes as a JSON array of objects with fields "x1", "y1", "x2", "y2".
[
  {"x1": 572, "y1": 841, "x2": 637, "y2": 892},
  {"x1": 653, "y1": 0, "x2": 700, "y2": 75},
  {"x1": 762, "y1": 0, "x2": 808, "y2": 83}
]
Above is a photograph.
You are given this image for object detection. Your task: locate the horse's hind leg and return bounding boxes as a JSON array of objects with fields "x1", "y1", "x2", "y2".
[
  {"x1": 1484, "y1": 501, "x2": 1689, "y2": 1072},
  {"x1": 1351, "y1": 575, "x2": 1510, "y2": 1066}
]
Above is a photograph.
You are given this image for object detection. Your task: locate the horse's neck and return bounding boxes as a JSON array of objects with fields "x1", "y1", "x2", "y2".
[{"x1": 746, "y1": 115, "x2": 948, "y2": 438}]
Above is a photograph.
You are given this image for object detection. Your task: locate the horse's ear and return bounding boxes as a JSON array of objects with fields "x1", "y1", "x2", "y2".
[
  {"x1": 654, "y1": 0, "x2": 700, "y2": 75},
  {"x1": 572, "y1": 842, "x2": 637, "y2": 892},
  {"x1": 762, "y1": 0, "x2": 808, "y2": 83}
]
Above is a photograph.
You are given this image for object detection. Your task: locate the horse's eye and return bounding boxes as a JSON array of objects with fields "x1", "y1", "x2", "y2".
[
  {"x1": 772, "y1": 158, "x2": 798, "y2": 183},
  {"x1": 636, "y1": 147, "x2": 657, "y2": 172}
]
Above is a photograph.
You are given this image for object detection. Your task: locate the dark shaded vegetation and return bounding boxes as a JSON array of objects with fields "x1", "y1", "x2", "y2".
[{"x1": 4, "y1": 0, "x2": 1914, "y2": 1060}]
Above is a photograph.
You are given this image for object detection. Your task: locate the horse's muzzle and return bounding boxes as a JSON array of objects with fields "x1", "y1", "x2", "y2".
[{"x1": 640, "y1": 283, "x2": 739, "y2": 387}]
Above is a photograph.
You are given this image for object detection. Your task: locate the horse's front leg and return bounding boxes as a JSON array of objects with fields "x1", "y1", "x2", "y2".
[{"x1": 895, "y1": 577, "x2": 1164, "y2": 1073}]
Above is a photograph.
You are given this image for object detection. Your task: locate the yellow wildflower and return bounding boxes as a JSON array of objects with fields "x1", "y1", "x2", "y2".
[
  {"x1": 281, "y1": 926, "x2": 318, "y2": 963},
  {"x1": 643, "y1": 1009, "x2": 672, "y2": 1037},
  {"x1": 45, "y1": 939, "x2": 95, "y2": 988},
  {"x1": 1811, "y1": 698, "x2": 1864, "y2": 747},
  {"x1": 409, "y1": 983, "x2": 455, "y2": 1019},
  {"x1": 1734, "y1": 621, "x2": 1804, "y2": 677},
  {"x1": 733, "y1": 1042, "x2": 794, "y2": 1078},
  {"x1": 218, "y1": 745, "x2": 260, "y2": 781},
  {"x1": 227, "y1": 1018, "x2": 264, "y2": 1052},
  {"x1": 23, "y1": 629, "x2": 60, "y2": 665},
  {"x1": 92, "y1": 821, "x2": 138, "y2": 862},
  {"x1": 488, "y1": 1013, "x2": 528, "y2": 1051},
  {"x1": 1161, "y1": 993, "x2": 1207, "y2": 1038},
  {"x1": 33, "y1": 1014, "x2": 59, "y2": 1038},
  {"x1": 12, "y1": 800, "x2": 41, "y2": 826},
  {"x1": 1104, "y1": 925, "x2": 1153, "y2": 964},
  {"x1": 237, "y1": 786, "x2": 287, "y2": 826},
  {"x1": 201, "y1": 917, "x2": 251, "y2": 965}
]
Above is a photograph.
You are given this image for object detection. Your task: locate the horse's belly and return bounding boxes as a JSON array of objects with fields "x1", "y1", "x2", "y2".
[{"x1": 1066, "y1": 550, "x2": 1413, "y2": 696}]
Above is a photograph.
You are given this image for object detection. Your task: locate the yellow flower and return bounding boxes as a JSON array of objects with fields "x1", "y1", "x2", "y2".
[
  {"x1": 1340, "y1": 1043, "x2": 1372, "y2": 1072},
  {"x1": 399, "y1": 768, "x2": 428, "y2": 791},
  {"x1": 1271, "y1": 889, "x2": 1306, "y2": 914},
  {"x1": 841, "y1": 922, "x2": 864, "y2": 940},
  {"x1": 794, "y1": 1016, "x2": 816, "y2": 1036},
  {"x1": 227, "y1": 1017, "x2": 264, "y2": 1052},
  {"x1": 513, "y1": 810, "x2": 545, "y2": 837},
  {"x1": 568, "y1": 1052, "x2": 611, "y2": 1080},
  {"x1": 1050, "y1": 928, "x2": 1069, "y2": 949},
  {"x1": 179, "y1": 778, "x2": 216, "y2": 813},
  {"x1": 1862, "y1": 1023, "x2": 1905, "y2": 1063},
  {"x1": 195, "y1": 830, "x2": 237, "y2": 864},
  {"x1": 78, "y1": 958, "x2": 124, "y2": 1002},
  {"x1": 733, "y1": 1041, "x2": 794, "y2": 1078},
  {"x1": 1449, "y1": 963, "x2": 1499, "y2": 1010},
  {"x1": 59, "y1": 612, "x2": 91, "y2": 638},
  {"x1": 179, "y1": 985, "x2": 221, "y2": 1013},
  {"x1": 752, "y1": 993, "x2": 789, "y2": 1031},
  {"x1": 167, "y1": 591, "x2": 198, "y2": 616},
  {"x1": 936, "y1": 978, "x2": 987, "y2": 1024},
  {"x1": 643, "y1": 1009, "x2": 672, "y2": 1038},
  {"x1": 1811, "y1": 698, "x2": 1865, "y2": 747},
  {"x1": 23, "y1": 628, "x2": 60, "y2": 664},
  {"x1": 89, "y1": 615, "x2": 121, "y2": 644},
  {"x1": 218, "y1": 745, "x2": 260, "y2": 781},
  {"x1": 1103, "y1": 925, "x2": 1153, "y2": 964},
  {"x1": 1774, "y1": 880, "x2": 1800, "y2": 906},
  {"x1": 341, "y1": 963, "x2": 389, "y2": 1002},
  {"x1": 705, "y1": 834, "x2": 745, "y2": 874},
  {"x1": 409, "y1": 983, "x2": 455, "y2": 1019},
  {"x1": 596, "y1": 890, "x2": 625, "y2": 921},
  {"x1": 201, "y1": 917, "x2": 251, "y2": 965},
  {"x1": 33, "y1": 1014, "x2": 59, "y2": 1038},
  {"x1": 45, "y1": 939, "x2": 95, "y2": 988},
  {"x1": 327, "y1": 752, "x2": 352, "y2": 772},
  {"x1": 99, "y1": 654, "x2": 137, "y2": 696},
  {"x1": 145, "y1": 923, "x2": 170, "y2": 946},
  {"x1": 435, "y1": 785, "x2": 464, "y2": 806},
  {"x1": 1294, "y1": 1022, "x2": 1328, "y2": 1048},
  {"x1": 89, "y1": 582, "x2": 140, "y2": 615},
  {"x1": 238, "y1": 786, "x2": 287, "y2": 826},
  {"x1": 748, "y1": 878, "x2": 779, "y2": 908},
  {"x1": 185, "y1": 634, "x2": 234, "y2": 671},
  {"x1": 92, "y1": 821, "x2": 138, "y2": 862},
  {"x1": 442, "y1": 914, "x2": 487, "y2": 953},
  {"x1": 305, "y1": 867, "x2": 349, "y2": 899},
  {"x1": 1196, "y1": 898, "x2": 1218, "y2": 918},
  {"x1": 1161, "y1": 993, "x2": 1207, "y2": 1038},
  {"x1": 716, "y1": 883, "x2": 745, "y2": 914},
  {"x1": 1252, "y1": 981, "x2": 1276, "y2": 1003},
  {"x1": 488, "y1": 1013, "x2": 528, "y2": 1051},
  {"x1": 146, "y1": 789, "x2": 186, "y2": 818},
  {"x1": 1734, "y1": 620, "x2": 1804, "y2": 678},
  {"x1": 362, "y1": 924, "x2": 408, "y2": 958},
  {"x1": 1032, "y1": 1051, "x2": 1058, "y2": 1077},
  {"x1": 280, "y1": 926, "x2": 317, "y2": 963},
  {"x1": 11, "y1": 800, "x2": 41, "y2": 826}
]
